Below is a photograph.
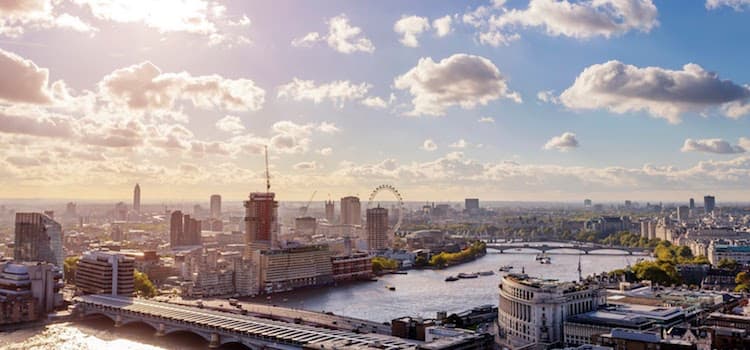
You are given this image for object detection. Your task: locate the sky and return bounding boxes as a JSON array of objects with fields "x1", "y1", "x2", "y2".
[{"x1": 2, "y1": 0, "x2": 750, "y2": 203}]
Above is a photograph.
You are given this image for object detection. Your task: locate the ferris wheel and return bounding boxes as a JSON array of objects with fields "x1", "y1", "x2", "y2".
[{"x1": 366, "y1": 184, "x2": 404, "y2": 236}]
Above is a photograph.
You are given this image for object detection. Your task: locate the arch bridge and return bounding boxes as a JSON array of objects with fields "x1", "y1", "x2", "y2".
[
  {"x1": 486, "y1": 243, "x2": 649, "y2": 255},
  {"x1": 73, "y1": 294, "x2": 418, "y2": 349}
]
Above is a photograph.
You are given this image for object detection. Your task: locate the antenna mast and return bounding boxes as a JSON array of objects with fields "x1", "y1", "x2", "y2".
[{"x1": 264, "y1": 145, "x2": 270, "y2": 193}]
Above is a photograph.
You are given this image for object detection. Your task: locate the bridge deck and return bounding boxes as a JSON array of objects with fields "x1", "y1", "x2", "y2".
[{"x1": 75, "y1": 294, "x2": 418, "y2": 349}]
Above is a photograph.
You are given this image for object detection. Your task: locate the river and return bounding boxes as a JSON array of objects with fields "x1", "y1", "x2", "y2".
[{"x1": 0, "y1": 248, "x2": 642, "y2": 350}]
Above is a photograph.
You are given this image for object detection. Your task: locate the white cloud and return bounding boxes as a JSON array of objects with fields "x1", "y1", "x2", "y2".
[
  {"x1": 433, "y1": 15, "x2": 453, "y2": 37},
  {"x1": 449, "y1": 139, "x2": 469, "y2": 149},
  {"x1": 394, "y1": 54, "x2": 521, "y2": 116},
  {"x1": 706, "y1": 0, "x2": 750, "y2": 10},
  {"x1": 277, "y1": 78, "x2": 371, "y2": 108},
  {"x1": 215, "y1": 115, "x2": 245, "y2": 134},
  {"x1": 478, "y1": 117, "x2": 495, "y2": 123},
  {"x1": 0, "y1": 48, "x2": 53, "y2": 104},
  {"x1": 421, "y1": 139, "x2": 438, "y2": 151},
  {"x1": 317, "y1": 147, "x2": 333, "y2": 156},
  {"x1": 360, "y1": 96, "x2": 388, "y2": 109},
  {"x1": 100, "y1": 61, "x2": 266, "y2": 112},
  {"x1": 464, "y1": 0, "x2": 658, "y2": 46},
  {"x1": 317, "y1": 121, "x2": 341, "y2": 134},
  {"x1": 293, "y1": 161, "x2": 319, "y2": 170},
  {"x1": 537, "y1": 90, "x2": 560, "y2": 104},
  {"x1": 394, "y1": 15, "x2": 430, "y2": 47},
  {"x1": 544, "y1": 132, "x2": 579, "y2": 151},
  {"x1": 292, "y1": 14, "x2": 374, "y2": 54},
  {"x1": 0, "y1": 0, "x2": 95, "y2": 37},
  {"x1": 560, "y1": 60, "x2": 750, "y2": 123},
  {"x1": 681, "y1": 138, "x2": 745, "y2": 154}
]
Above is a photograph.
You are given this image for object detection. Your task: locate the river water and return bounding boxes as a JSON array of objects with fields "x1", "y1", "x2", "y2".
[{"x1": 0, "y1": 248, "x2": 642, "y2": 350}]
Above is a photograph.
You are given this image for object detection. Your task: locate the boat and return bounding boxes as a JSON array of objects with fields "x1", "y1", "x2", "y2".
[
  {"x1": 390, "y1": 271, "x2": 408, "y2": 275},
  {"x1": 445, "y1": 276, "x2": 459, "y2": 282},
  {"x1": 458, "y1": 272, "x2": 479, "y2": 279},
  {"x1": 385, "y1": 285, "x2": 396, "y2": 291},
  {"x1": 498, "y1": 265, "x2": 513, "y2": 272},
  {"x1": 539, "y1": 256, "x2": 552, "y2": 264},
  {"x1": 478, "y1": 271, "x2": 495, "y2": 276}
]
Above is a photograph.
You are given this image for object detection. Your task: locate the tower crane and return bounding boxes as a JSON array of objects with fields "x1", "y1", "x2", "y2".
[{"x1": 300, "y1": 190, "x2": 317, "y2": 217}]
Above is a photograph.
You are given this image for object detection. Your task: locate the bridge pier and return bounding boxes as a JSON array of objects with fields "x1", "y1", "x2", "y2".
[
  {"x1": 114, "y1": 315, "x2": 123, "y2": 328},
  {"x1": 155, "y1": 323, "x2": 166, "y2": 337},
  {"x1": 209, "y1": 333, "x2": 220, "y2": 348}
]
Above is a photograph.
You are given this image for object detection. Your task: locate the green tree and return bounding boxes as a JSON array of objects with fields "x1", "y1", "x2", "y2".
[
  {"x1": 735, "y1": 272, "x2": 750, "y2": 292},
  {"x1": 372, "y1": 257, "x2": 398, "y2": 273},
  {"x1": 134, "y1": 270, "x2": 157, "y2": 298},
  {"x1": 63, "y1": 256, "x2": 79, "y2": 284},
  {"x1": 718, "y1": 258, "x2": 739, "y2": 270}
]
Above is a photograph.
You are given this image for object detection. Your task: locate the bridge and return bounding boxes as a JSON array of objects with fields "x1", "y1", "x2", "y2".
[
  {"x1": 73, "y1": 294, "x2": 420, "y2": 349},
  {"x1": 486, "y1": 243, "x2": 650, "y2": 255}
]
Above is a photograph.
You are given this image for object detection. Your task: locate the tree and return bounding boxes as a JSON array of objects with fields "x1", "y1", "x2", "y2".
[
  {"x1": 735, "y1": 272, "x2": 750, "y2": 292},
  {"x1": 718, "y1": 258, "x2": 739, "y2": 270},
  {"x1": 134, "y1": 270, "x2": 157, "y2": 298},
  {"x1": 63, "y1": 256, "x2": 79, "y2": 284}
]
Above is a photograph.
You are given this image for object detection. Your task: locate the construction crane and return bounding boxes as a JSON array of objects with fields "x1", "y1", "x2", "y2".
[
  {"x1": 300, "y1": 190, "x2": 317, "y2": 217},
  {"x1": 264, "y1": 145, "x2": 270, "y2": 193}
]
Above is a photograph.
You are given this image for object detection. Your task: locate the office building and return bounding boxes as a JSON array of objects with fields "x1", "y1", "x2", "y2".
[
  {"x1": 583, "y1": 199, "x2": 592, "y2": 207},
  {"x1": 677, "y1": 205, "x2": 689, "y2": 222},
  {"x1": 244, "y1": 192, "x2": 278, "y2": 254},
  {"x1": 340, "y1": 196, "x2": 361, "y2": 226},
  {"x1": 14, "y1": 212, "x2": 63, "y2": 269},
  {"x1": 114, "y1": 201, "x2": 128, "y2": 221},
  {"x1": 496, "y1": 273, "x2": 606, "y2": 349},
  {"x1": 295, "y1": 216, "x2": 317, "y2": 236},
  {"x1": 75, "y1": 250, "x2": 135, "y2": 296},
  {"x1": 689, "y1": 198, "x2": 695, "y2": 209},
  {"x1": 0, "y1": 261, "x2": 63, "y2": 325},
  {"x1": 564, "y1": 310, "x2": 655, "y2": 347},
  {"x1": 256, "y1": 245, "x2": 333, "y2": 294},
  {"x1": 133, "y1": 183, "x2": 141, "y2": 213},
  {"x1": 331, "y1": 251, "x2": 372, "y2": 281},
  {"x1": 170, "y1": 211, "x2": 201, "y2": 247},
  {"x1": 325, "y1": 200, "x2": 335, "y2": 223},
  {"x1": 210, "y1": 194, "x2": 221, "y2": 219},
  {"x1": 465, "y1": 198, "x2": 479, "y2": 211},
  {"x1": 64, "y1": 202, "x2": 77, "y2": 219},
  {"x1": 367, "y1": 206, "x2": 389, "y2": 251},
  {"x1": 704, "y1": 195, "x2": 716, "y2": 213}
]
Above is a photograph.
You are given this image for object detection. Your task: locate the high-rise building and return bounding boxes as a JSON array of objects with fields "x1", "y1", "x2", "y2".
[
  {"x1": 75, "y1": 251, "x2": 135, "y2": 296},
  {"x1": 689, "y1": 198, "x2": 695, "y2": 209},
  {"x1": 64, "y1": 202, "x2": 77, "y2": 219},
  {"x1": 704, "y1": 195, "x2": 716, "y2": 213},
  {"x1": 170, "y1": 211, "x2": 201, "y2": 247},
  {"x1": 14, "y1": 213, "x2": 63, "y2": 269},
  {"x1": 465, "y1": 198, "x2": 479, "y2": 211},
  {"x1": 677, "y1": 206, "x2": 689, "y2": 222},
  {"x1": 367, "y1": 206, "x2": 389, "y2": 251},
  {"x1": 133, "y1": 183, "x2": 141, "y2": 213},
  {"x1": 210, "y1": 194, "x2": 222, "y2": 219},
  {"x1": 583, "y1": 199, "x2": 592, "y2": 207},
  {"x1": 244, "y1": 192, "x2": 278, "y2": 254},
  {"x1": 257, "y1": 245, "x2": 333, "y2": 293},
  {"x1": 340, "y1": 196, "x2": 361, "y2": 226},
  {"x1": 325, "y1": 200, "x2": 335, "y2": 223},
  {"x1": 295, "y1": 216, "x2": 317, "y2": 235},
  {"x1": 114, "y1": 202, "x2": 128, "y2": 221}
]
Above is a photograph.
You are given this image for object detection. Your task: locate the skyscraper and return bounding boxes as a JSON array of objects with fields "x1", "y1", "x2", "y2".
[
  {"x1": 367, "y1": 206, "x2": 389, "y2": 251},
  {"x1": 704, "y1": 195, "x2": 716, "y2": 213},
  {"x1": 14, "y1": 212, "x2": 63, "y2": 269},
  {"x1": 244, "y1": 192, "x2": 278, "y2": 254},
  {"x1": 689, "y1": 198, "x2": 695, "y2": 209},
  {"x1": 340, "y1": 196, "x2": 361, "y2": 226},
  {"x1": 169, "y1": 210, "x2": 201, "y2": 247},
  {"x1": 325, "y1": 200, "x2": 335, "y2": 223},
  {"x1": 677, "y1": 206, "x2": 689, "y2": 222},
  {"x1": 465, "y1": 198, "x2": 479, "y2": 211},
  {"x1": 210, "y1": 194, "x2": 222, "y2": 219},
  {"x1": 133, "y1": 183, "x2": 141, "y2": 213}
]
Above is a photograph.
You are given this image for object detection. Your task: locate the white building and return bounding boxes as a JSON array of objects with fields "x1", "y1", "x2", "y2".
[{"x1": 496, "y1": 273, "x2": 606, "y2": 349}]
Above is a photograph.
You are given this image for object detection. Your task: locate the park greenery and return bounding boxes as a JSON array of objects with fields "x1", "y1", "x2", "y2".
[
  {"x1": 134, "y1": 270, "x2": 157, "y2": 298},
  {"x1": 429, "y1": 241, "x2": 487, "y2": 268},
  {"x1": 624, "y1": 241, "x2": 709, "y2": 285},
  {"x1": 371, "y1": 257, "x2": 399, "y2": 274}
]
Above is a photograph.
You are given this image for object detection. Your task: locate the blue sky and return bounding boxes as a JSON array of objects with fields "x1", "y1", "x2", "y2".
[{"x1": 1, "y1": 0, "x2": 750, "y2": 202}]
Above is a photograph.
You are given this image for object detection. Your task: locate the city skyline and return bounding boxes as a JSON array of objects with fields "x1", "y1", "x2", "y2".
[{"x1": 3, "y1": 1, "x2": 750, "y2": 202}]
